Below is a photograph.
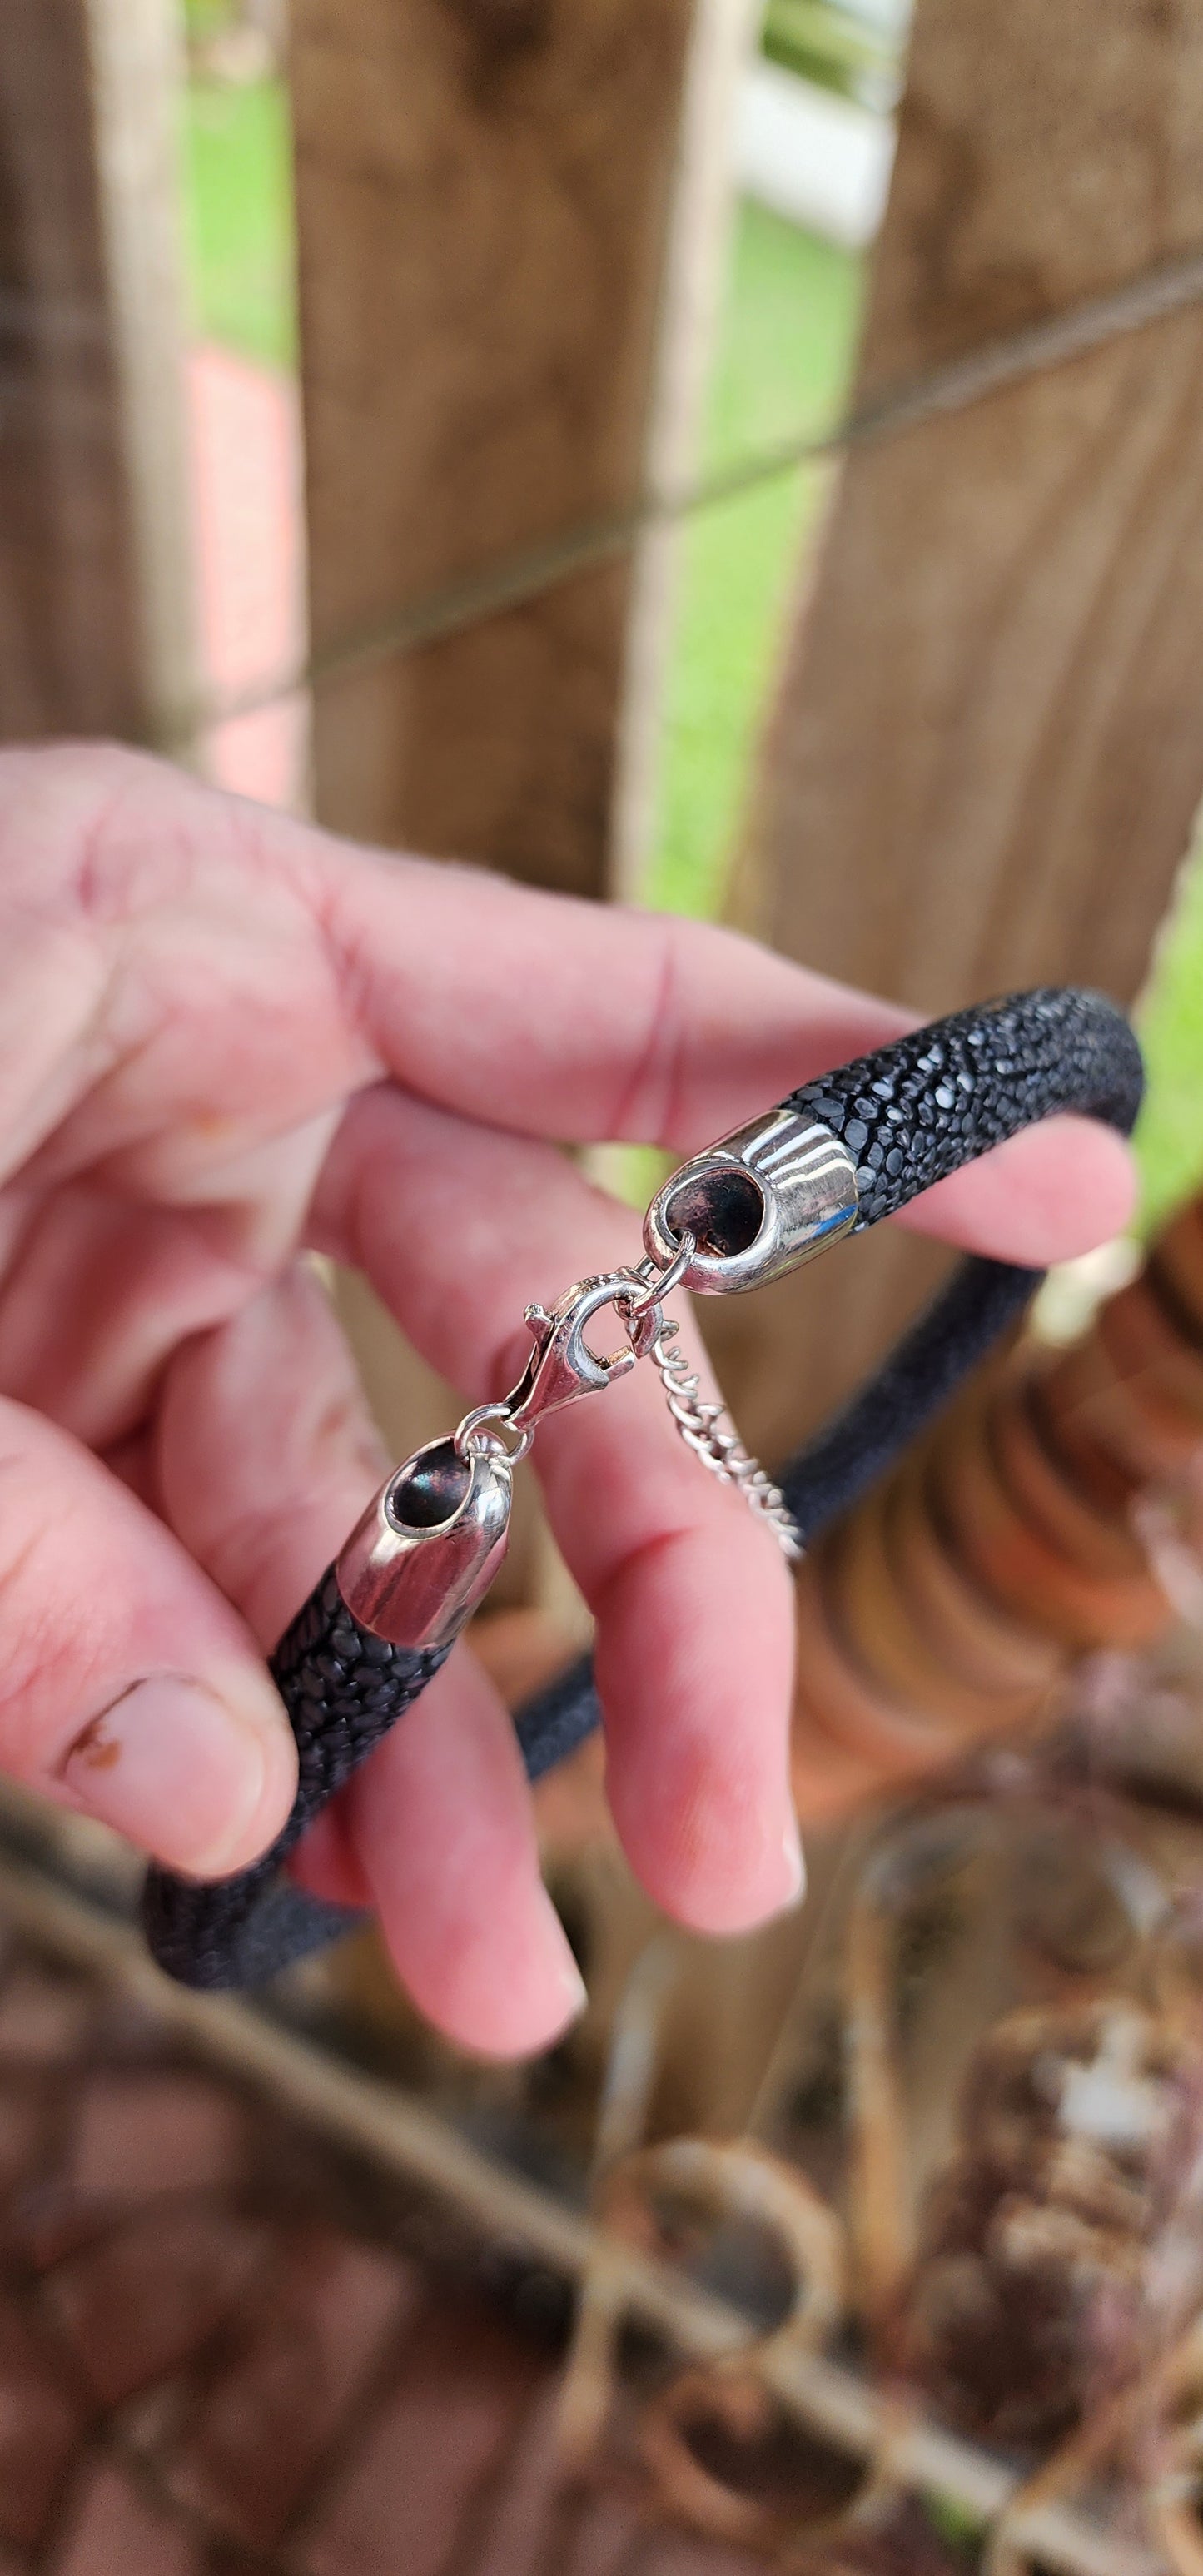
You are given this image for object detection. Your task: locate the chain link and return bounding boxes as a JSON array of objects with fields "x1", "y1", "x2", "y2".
[
  {"x1": 452, "y1": 1404, "x2": 536, "y2": 1465},
  {"x1": 645, "y1": 1314, "x2": 803, "y2": 1563},
  {"x1": 446, "y1": 1241, "x2": 803, "y2": 1563}
]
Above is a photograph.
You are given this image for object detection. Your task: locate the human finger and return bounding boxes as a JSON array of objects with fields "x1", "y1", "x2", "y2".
[
  {"x1": 330, "y1": 1652, "x2": 588, "y2": 2060},
  {"x1": 2, "y1": 749, "x2": 1132, "y2": 1267},
  {"x1": 891, "y1": 1116, "x2": 1136, "y2": 1262},
  {"x1": 0, "y1": 1402, "x2": 296, "y2": 1873},
  {"x1": 312, "y1": 822, "x2": 1136, "y2": 1246},
  {"x1": 316, "y1": 1087, "x2": 801, "y2": 1934},
  {"x1": 154, "y1": 1265, "x2": 586, "y2": 2056},
  {"x1": 0, "y1": 1167, "x2": 305, "y2": 1453},
  {"x1": 0, "y1": 748, "x2": 897, "y2": 1183}
]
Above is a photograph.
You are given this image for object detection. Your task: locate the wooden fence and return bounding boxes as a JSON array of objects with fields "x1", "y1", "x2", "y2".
[{"x1": 3, "y1": 0, "x2": 1203, "y2": 1576}]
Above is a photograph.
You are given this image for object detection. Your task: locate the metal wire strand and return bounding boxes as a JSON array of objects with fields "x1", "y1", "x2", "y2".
[{"x1": 166, "y1": 236, "x2": 1203, "y2": 752}]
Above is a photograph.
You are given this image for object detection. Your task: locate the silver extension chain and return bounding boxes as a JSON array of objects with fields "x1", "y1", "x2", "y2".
[{"x1": 647, "y1": 1315, "x2": 803, "y2": 1563}]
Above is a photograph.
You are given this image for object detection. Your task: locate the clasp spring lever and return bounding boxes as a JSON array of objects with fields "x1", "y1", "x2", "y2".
[
  {"x1": 453, "y1": 1271, "x2": 665, "y2": 1465},
  {"x1": 509, "y1": 1273, "x2": 664, "y2": 1430}
]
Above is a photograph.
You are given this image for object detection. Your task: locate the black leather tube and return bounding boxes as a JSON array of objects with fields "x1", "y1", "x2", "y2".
[
  {"x1": 142, "y1": 1570, "x2": 453, "y2": 1988},
  {"x1": 142, "y1": 987, "x2": 1142, "y2": 1990},
  {"x1": 515, "y1": 991, "x2": 1142, "y2": 1786}
]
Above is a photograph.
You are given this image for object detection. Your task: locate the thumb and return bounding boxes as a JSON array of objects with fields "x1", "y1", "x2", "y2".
[{"x1": 0, "y1": 1397, "x2": 296, "y2": 1873}]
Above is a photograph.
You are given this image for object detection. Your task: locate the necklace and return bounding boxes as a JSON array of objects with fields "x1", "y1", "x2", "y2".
[{"x1": 144, "y1": 986, "x2": 1142, "y2": 1992}]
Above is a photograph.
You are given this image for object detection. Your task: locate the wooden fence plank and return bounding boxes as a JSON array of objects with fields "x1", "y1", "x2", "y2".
[
  {"x1": 293, "y1": 0, "x2": 751, "y2": 1599},
  {"x1": 84, "y1": 0, "x2": 199, "y2": 754},
  {"x1": 0, "y1": 0, "x2": 196, "y2": 749},
  {"x1": 290, "y1": 0, "x2": 696, "y2": 896},
  {"x1": 0, "y1": 0, "x2": 143, "y2": 740},
  {"x1": 713, "y1": 0, "x2": 1203, "y2": 1471},
  {"x1": 607, "y1": 0, "x2": 756, "y2": 903}
]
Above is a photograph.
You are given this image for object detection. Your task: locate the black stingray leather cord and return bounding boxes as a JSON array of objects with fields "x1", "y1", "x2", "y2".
[
  {"x1": 143, "y1": 1571, "x2": 452, "y2": 1987},
  {"x1": 143, "y1": 987, "x2": 1142, "y2": 1991},
  {"x1": 510, "y1": 1256, "x2": 1045, "y2": 1795},
  {"x1": 788, "y1": 987, "x2": 1141, "y2": 1228}
]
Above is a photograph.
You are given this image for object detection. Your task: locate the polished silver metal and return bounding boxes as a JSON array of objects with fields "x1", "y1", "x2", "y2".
[
  {"x1": 452, "y1": 1403, "x2": 536, "y2": 1467},
  {"x1": 645, "y1": 1315, "x2": 802, "y2": 1561},
  {"x1": 451, "y1": 1274, "x2": 658, "y2": 1468},
  {"x1": 621, "y1": 1231, "x2": 802, "y2": 1559},
  {"x1": 644, "y1": 1108, "x2": 858, "y2": 1295},
  {"x1": 504, "y1": 1272, "x2": 662, "y2": 1433},
  {"x1": 345, "y1": 1151, "x2": 826, "y2": 1655},
  {"x1": 337, "y1": 1436, "x2": 514, "y2": 1649},
  {"x1": 620, "y1": 1231, "x2": 697, "y2": 1317}
]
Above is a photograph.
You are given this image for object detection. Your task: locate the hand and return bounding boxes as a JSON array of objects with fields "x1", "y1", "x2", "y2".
[{"x1": 0, "y1": 744, "x2": 1134, "y2": 2056}]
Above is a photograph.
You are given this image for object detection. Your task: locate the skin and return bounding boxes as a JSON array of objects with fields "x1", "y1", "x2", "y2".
[{"x1": 0, "y1": 743, "x2": 1136, "y2": 2058}]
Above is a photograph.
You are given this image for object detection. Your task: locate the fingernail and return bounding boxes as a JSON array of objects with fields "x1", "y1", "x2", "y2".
[
  {"x1": 61, "y1": 1677, "x2": 276, "y2": 1875},
  {"x1": 779, "y1": 1813, "x2": 807, "y2": 1908},
  {"x1": 559, "y1": 1955, "x2": 589, "y2": 2018},
  {"x1": 533, "y1": 1887, "x2": 588, "y2": 2038}
]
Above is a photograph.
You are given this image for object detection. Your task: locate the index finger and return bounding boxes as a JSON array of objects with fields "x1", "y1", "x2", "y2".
[
  {"x1": 316, "y1": 1083, "x2": 802, "y2": 1935},
  {"x1": 311, "y1": 834, "x2": 1134, "y2": 1253},
  {"x1": 13, "y1": 757, "x2": 1130, "y2": 1272},
  {"x1": 316, "y1": 833, "x2": 905, "y2": 1146}
]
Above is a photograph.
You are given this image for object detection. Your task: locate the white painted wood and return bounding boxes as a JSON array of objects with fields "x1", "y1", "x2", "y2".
[{"x1": 734, "y1": 60, "x2": 896, "y2": 247}]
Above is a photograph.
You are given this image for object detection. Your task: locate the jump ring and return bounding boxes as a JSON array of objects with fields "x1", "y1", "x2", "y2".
[
  {"x1": 623, "y1": 1228, "x2": 697, "y2": 1320},
  {"x1": 453, "y1": 1405, "x2": 535, "y2": 1466}
]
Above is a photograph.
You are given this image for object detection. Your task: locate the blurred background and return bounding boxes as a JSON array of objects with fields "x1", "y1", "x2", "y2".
[{"x1": 4, "y1": 1, "x2": 1203, "y2": 2569}]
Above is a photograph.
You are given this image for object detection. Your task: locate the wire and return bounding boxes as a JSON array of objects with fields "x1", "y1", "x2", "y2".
[{"x1": 167, "y1": 237, "x2": 1203, "y2": 751}]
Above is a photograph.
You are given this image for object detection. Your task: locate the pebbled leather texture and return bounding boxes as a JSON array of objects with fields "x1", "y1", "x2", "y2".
[
  {"x1": 142, "y1": 1569, "x2": 450, "y2": 1989},
  {"x1": 511, "y1": 992, "x2": 1143, "y2": 1803},
  {"x1": 787, "y1": 987, "x2": 1143, "y2": 1231},
  {"x1": 144, "y1": 987, "x2": 1142, "y2": 1992}
]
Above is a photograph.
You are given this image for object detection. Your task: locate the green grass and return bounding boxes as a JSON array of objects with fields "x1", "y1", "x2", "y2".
[
  {"x1": 180, "y1": 91, "x2": 1203, "y2": 1221},
  {"x1": 1135, "y1": 840, "x2": 1203, "y2": 1227},
  {"x1": 182, "y1": 77, "x2": 296, "y2": 370},
  {"x1": 647, "y1": 204, "x2": 864, "y2": 918},
  {"x1": 762, "y1": 0, "x2": 901, "y2": 102},
  {"x1": 647, "y1": 198, "x2": 1203, "y2": 1226}
]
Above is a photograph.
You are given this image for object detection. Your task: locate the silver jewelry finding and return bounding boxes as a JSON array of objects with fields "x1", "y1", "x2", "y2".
[
  {"x1": 443, "y1": 1221, "x2": 805, "y2": 1564},
  {"x1": 620, "y1": 1229, "x2": 698, "y2": 1315},
  {"x1": 622, "y1": 1238, "x2": 803, "y2": 1563},
  {"x1": 337, "y1": 1435, "x2": 515, "y2": 1649},
  {"x1": 640, "y1": 1309, "x2": 802, "y2": 1562},
  {"x1": 450, "y1": 1269, "x2": 667, "y2": 1469},
  {"x1": 452, "y1": 1405, "x2": 536, "y2": 1466},
  {"x1": 644, "y1": 1108, "x2": 858, "y2": 1295}
]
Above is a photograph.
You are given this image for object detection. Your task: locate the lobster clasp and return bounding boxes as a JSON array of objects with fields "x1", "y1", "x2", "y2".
[{"x1": 505, "y1": 1272, "x2": 653, "y2": 1435}]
